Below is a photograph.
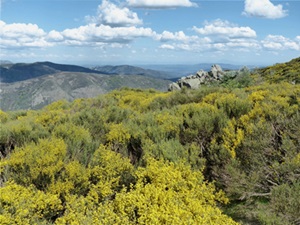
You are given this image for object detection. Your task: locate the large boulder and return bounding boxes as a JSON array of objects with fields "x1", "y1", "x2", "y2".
[
  {"x1": 196, "y1": 70, "x2": 210, "y2": 84},
  {"x1": 210, "y1": 64, "x2": 224, "y2": 80},
  {"x1": 168, "y1": 82, "x2": 181, "y2": 91},
  {"x1": 181, "y1": 78, "x2": 201, "y2": 89}
]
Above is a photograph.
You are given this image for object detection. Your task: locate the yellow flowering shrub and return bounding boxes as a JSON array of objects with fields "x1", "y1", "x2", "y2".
[
  {"x1": 88, "y1": 145, "x2": 134, "y2": 202},
  {"x1": 109, "y1": 158, "x2": 236, "y2": 225},
  {"x1": 35, "y1": 110, "x2": 68, "y2": 130},
  {"x1": 0, "y1": 181, "x2": 62, "y2": 225},
  {"x1": 248, "y1": 90, "x2": 269, "y2": 102},
  {"x1": 0, "y1": 110, "x2": 9, "y2": 123},
  {"x1": 48, "y1": 160, "x2": 90, "y2": 197},
  {"x1": 52, "y1": 123, "x2": 92, "y2": 162},
  {"x1": 2, "y1": 138, "x2": 67, "y2": 190},
  {"x1": 44, "y1": 99, "x2": 70, "y2": 111},
  {"x1": 155, "y1": 111, "x2": 182, "y2": 138},
  {"x1": 56, "y1": 156, "x2": 237, "y2": 225},
  {"x1": 106, "y1": 123, "x2": 131, "y2": 144},
  {"x1": 108, "y1": 88, "x2": 172, "y2": 112},
  {"x1": 222, "y1": 119, "x2": 244, "y2": 158}
]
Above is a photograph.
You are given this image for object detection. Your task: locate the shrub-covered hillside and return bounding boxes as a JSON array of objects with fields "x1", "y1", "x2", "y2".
[
  {"x1": 0, "y1": 58, "x2": 300, "y2": 224},
  {"x1": 254, "y1": 57, "x2": 300, "y2": 84}
]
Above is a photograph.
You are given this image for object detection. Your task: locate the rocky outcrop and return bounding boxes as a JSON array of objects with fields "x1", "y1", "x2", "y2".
[
  {"x1": 169, "y1": 64, "x2": 236, "y2": 91},
  {"x1": 210, "y1": 64, "x2": 224, "y2": 80}
]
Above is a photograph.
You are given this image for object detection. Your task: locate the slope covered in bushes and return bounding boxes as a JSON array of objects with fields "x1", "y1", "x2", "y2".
[
  {"x1": 255, "y1": 57, "x2": 300, "y2": 84},
  {"x1": 1, "y1": 80, "x2": 299, "y2": 224}
]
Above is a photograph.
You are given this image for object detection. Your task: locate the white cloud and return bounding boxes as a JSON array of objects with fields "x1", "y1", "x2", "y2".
[
  {"x1": 176, "y1": 43, "x2": 197, "y2": 51},
  {"x1": 226, "y1": 38, "x2": 261, "y2": 50},
  {"x1": 0, "y1": 17, "x2": 156, "y2": 49},
  {"x1": 158, "y1": 41, "x2": 211, "y2": 52},
  {"x1": 284, "y1": 42, "x2": 299, "y2": 51},
  {"x1": 0, "y1": 20, "x2": 51, "y2": 48},
  {"x1": 156, "y1": 30, "x2": 215, "y2": 52},
  {"x1": 262, "y1": 35, "x2": 300, "y2": 51},
  {"x1": 47, "y1": 30, "x2": 64, "y2": 42},
  {"x1": 159, "y1": 44, "x2": 175, "y2": 50},
  {"x1": 243, "y1": 0, "x2": 287, "y2": 19},
  {"x1": 157, "y1": 20, "x2": 261, "y2": 53},
  {"x1": 0, "y1": 20, "x2": 45, "y2": 38},
  {"x1": 127, "y1": 0, "x2": 197, "y2": 8},
  {"x1": 157, "y1": 31, "x2": 198, "y2": 42},
  {"x1": 61, "y1": 24, "x2": 156, "y2": 45},
  {"x1": 211, "y1": 43, "x2": 226, "y2": 50},
  {"x1": 193, "y1": 19, "x2": 256, "y2": 39},
  {"x1": 87, "y1": 0, "x2": 142, "y2": 27},
  {"x1": 262, "y1": 42, "x2": 282, "y2": 50}
]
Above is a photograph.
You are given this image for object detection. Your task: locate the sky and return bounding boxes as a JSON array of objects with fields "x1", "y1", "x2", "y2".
[{"x1": 0, "y1": 0, "x2": 300, "y2": 66}]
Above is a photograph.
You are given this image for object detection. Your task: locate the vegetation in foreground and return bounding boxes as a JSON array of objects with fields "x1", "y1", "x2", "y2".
[{"x1": 0, "y1": 58, "x2": 300, "y2": 224}]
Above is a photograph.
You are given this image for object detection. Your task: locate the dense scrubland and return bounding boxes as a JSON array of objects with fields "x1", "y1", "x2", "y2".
[{"x1": 0, "y1": 58, "x2": 300, "y2": 224}]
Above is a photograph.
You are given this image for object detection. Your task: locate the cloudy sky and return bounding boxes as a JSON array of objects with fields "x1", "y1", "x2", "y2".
[{"x1": 1, "y1": 0, "x2": 299, "y2": 65}]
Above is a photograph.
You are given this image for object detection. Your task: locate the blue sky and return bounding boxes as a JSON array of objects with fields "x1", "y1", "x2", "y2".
[{"x1": 0, "y1": 0, "x2": 299, "y2": 65}]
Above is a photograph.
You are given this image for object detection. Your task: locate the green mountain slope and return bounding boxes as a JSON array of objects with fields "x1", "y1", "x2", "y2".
[
  {"x1": 92, "y1": 64, "x2": 172, "y2": 78},
  {"x1": 255, "y1": 57, "x2": 300, "y2": 83},
  {"x1": 0, "y1": 72, "x2": 171, "y2": 111},
  {"x1": 0, "y1": 61, "x2": 107, "y2": 83}
]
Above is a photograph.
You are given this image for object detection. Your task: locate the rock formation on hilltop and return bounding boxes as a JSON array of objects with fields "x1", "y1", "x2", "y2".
[{"x1": 168, "y1": 64, "x2": 244, "y2": 91}]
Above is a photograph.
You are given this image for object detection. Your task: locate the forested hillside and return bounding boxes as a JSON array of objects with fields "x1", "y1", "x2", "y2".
[{"x1": 0, "y1": 58, "x2": 300, "y2": 224}]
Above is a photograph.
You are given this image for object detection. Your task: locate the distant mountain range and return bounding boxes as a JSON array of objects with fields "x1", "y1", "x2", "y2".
[
  {"x1": 0, "y1": 60, "x2": 13, "y2": 65},
  {"x1": 92, "y1": 65, "x2": 172, "y2": 79},
  {"x1": 0, "y1": 61, "x2": 172, "y2": 111}
]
